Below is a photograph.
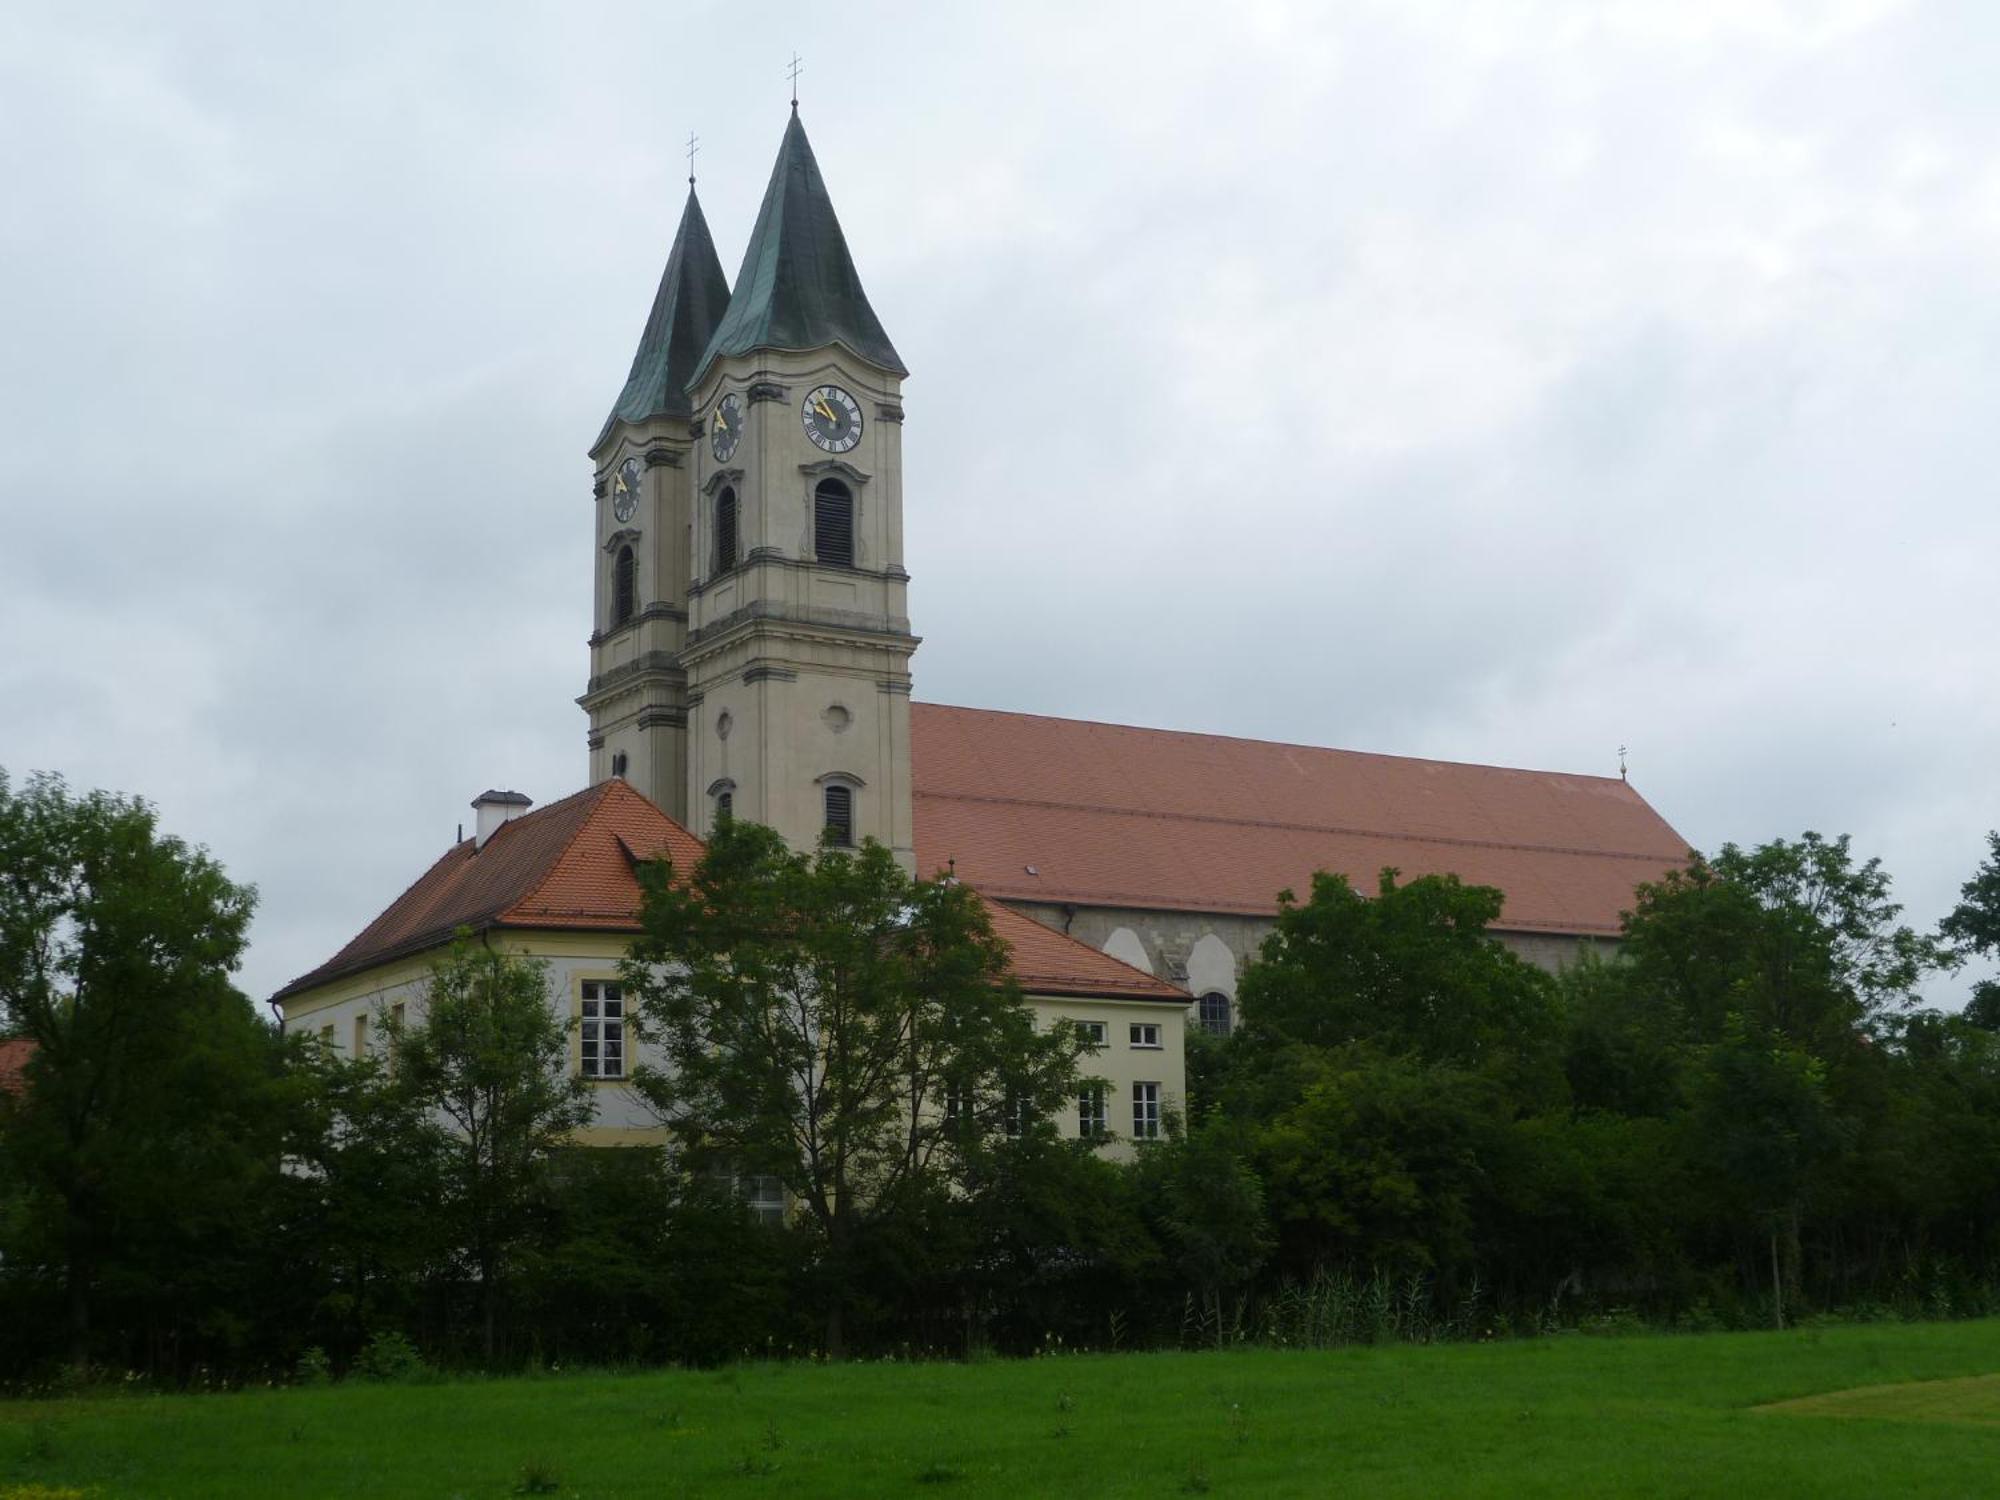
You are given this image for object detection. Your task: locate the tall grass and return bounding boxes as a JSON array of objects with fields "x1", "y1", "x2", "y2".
[{"x1": 1254, "y1": 1270, "x2": 1488, "y2": 1350}]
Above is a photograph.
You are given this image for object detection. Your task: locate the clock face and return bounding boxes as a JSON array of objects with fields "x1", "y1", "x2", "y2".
[
  {"x1": 802, "y1": 385, "x2": 862, "y2": 453},
  {"x1": 710, "y1": 393, "x2": 743, "y2": 463},
  {"x1": 611, "y1": 457, "x2": 642, "y2": 523}
]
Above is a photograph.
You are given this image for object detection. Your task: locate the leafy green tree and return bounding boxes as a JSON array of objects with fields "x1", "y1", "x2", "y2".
[
  {"x1": 1941, "y1": 831, "x2": 2000, "y2": 1028},
  {"x1": 1623, "y1": 834, "x2": 1945, "y2": 1049},
  {"x1": 395, "y1": 936, "x2": 593, "y2": 1361},
  {"x1": 0, "y1": 769, "x2": 271, "y2": 1372},
  {"x1": 622, "y1": 820, "x2": 1087, "y2": 1356},
  {"x1": 276, "y1": 1036, "x2": 452, "y2": 1365},
  {"x1": 1237, "y1": 868, "x2": 1562, "y2": 1085},
  {"x1": 1135, "y1": 1122, "x2": 1272, "y2": 1326}
]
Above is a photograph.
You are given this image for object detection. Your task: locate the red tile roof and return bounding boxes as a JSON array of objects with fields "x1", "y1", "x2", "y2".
[
  {"x1": 272, "y1": 780, "x2": 705, "y2": 1004},
  {"x1": 274, "y1": 779, "x2": 1184, "y2": 1008},
  {"x1": 0, "y1": 1038, "x2": 33, "y2": 1097},
  {"x1": 910, "y1": 704, "x2": 1690, "y2": 937},
  {"x1": 975, "y1": 892, "x2": 1185, "y2": 1002}
]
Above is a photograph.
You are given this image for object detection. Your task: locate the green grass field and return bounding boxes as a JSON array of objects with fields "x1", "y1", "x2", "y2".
[{"x1": 4, "y1": 1320, "x2": 1999, "y2": 1498}]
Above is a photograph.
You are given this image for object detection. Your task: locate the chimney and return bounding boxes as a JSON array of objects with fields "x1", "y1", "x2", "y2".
[{"x1": 471, "y1": 790, "x2": 532, "y2": 850}]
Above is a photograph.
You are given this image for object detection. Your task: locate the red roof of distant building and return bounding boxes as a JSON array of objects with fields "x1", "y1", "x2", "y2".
[
  {"x1": 974, "y1": 892, "x2": 1184, "y2": 1002},
  {"x1": 0, "y1": 1038, "x2": 34, "y2": 1097},
  {"x1": 910, "y1": 704, "x2": 1690, "y2": 937}
]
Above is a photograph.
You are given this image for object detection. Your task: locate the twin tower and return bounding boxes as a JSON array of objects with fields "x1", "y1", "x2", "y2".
[{"x1": 579, "y1": 110, "x2": 918, "y2": 869}]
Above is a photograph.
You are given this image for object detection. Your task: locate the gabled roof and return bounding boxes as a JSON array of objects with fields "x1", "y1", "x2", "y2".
[
  {"x1": 690, "y1": 110, "x2": 905, "y2": 387},
  {"x1": 910, "y1": 704, "x2": 1691, "y2": 938},
  {"x1": 596, "y1": 186, "x2": 732, "y2": 446},
  {"x1": 976, "y1": 894, "x2": 1185, "y2": 1003},
  {"x1": 272, "y1": 780, "x2": 705, "y2": 1005},
  {"x1": 273, "y1": 779, "x2": 1179, "y2": 1009}
]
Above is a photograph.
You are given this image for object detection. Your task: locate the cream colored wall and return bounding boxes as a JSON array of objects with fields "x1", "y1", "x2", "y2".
[
  {"x1": 681, "y1": 347, "x2": 917, "y2": 868},
  {"x1": 273, "y1": 931, "x2": 663, "y2": 1136},
  {"x1": 274, "y1": 934, "x2": 1186, "y2": 1157},
  {"x1": 1026, "y1": 994, "x2": 1188, "y2": 1162}
]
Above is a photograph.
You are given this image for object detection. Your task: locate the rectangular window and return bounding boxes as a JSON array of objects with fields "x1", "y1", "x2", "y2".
[
  {"x1": 1130, "y1": 1022, "x2": 1161, "y2": 1049},
  {"x1": 581, "y1": 980, "x2": 625, "y2": 1079},
  {"x1": 823, "y1": 783, "x2": 854, "y2": 846},
  {"x1": 1132, "y1": 1082, "x2": 1161, "y2": 1140},
  {"x1": 319, "y1": 1023, "x2": 334, "y2": 1047},
  {"x1": 714, "y1": 488, "x2": 739, "y2": 572},
  {"x1": 1078, "y1": 1085, "x2": 1107, "y2": 1137},
  {"x1": 352, "y1": 1013, "x2": 369, "y2": 1058},
  {"x1": 815, "y1": 482, "x2": 855, "y2": 567},
  {"x1": 740, "y1": 1174, "x2": 785, "y2": 1225},
  {"x1": 1073, "y1": 1019, "x2": 1107, "y2": 1047}
]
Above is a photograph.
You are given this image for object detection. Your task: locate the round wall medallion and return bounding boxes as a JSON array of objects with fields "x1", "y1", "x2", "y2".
[
  {"x1": 716, "y1": 711, "x2": 733, "y2": 741},
  {"x1": 822, "y1": 703, "x2": 852, "y2": 734}
]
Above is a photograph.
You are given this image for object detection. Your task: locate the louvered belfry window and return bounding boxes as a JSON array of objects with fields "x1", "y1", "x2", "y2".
[
  {"x1": 612, "y1": 545, "x2": 636, "y2": 626},
  {"x1": 814, "y1": 479, "x2": 854, "y2": 568},
  {"x1": 715, "y1": 487, "x2": 739, "y2": 572},
  {"x1": 823, "y1": 783, "x2": 854, "y2": 846}
]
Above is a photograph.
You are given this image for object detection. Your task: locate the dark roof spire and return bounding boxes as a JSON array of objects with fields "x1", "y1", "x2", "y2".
[
  {"x1": 690, "y1": 111, "x2": 906, "y2": 388},
  {"x1": 596, "y1": 184, "x2": 731, "y2": 447}
]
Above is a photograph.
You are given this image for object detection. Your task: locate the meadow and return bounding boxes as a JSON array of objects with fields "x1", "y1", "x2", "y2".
[{"x1": 3, "y1": 1319, "x2": 1999, "y2": 1498}]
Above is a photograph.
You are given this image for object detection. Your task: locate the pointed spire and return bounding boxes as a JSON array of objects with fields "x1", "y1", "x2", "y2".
[
  {"x1": 690, "y1": 112, "x2": 906, "y2": 390},
  {"x1": 597, "y1": 185, "x2": 732, "y2": 448}
]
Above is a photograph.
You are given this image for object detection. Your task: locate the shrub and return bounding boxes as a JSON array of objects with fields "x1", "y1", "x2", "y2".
[{"x1": 352, "y1": 1330, "x2": 427, "y2": 1384}]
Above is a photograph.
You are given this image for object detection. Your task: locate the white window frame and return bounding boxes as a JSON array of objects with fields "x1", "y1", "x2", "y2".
[
  {"x1": 1197, "y1": 991, "x2": 1232, "y2": 1037},
  {"x1": 1132, "y1": 1081, "x2": 1161, "y2": 1140},
  {"x1": 739, "y1": 1174, "x2": 785, "y2": 1225},
  {"x1": 580, "y1": 979, "x2": 626, "y2": 1080},
  {"x1": 1072, "y1": 1018, "x2": 1108, "y2": 1048},
  {"x1": 1078, "y1": 1084, "x2": 1108, "y2": 1137},
  {"x1": 1129, "y1": 1021, "x2": 1162, "y2": 1049}
]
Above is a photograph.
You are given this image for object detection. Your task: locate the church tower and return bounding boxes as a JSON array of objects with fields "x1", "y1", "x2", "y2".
[
  {"x1": 681, "y1": 109, "x2": 919, "y2": 868},
  {"x1": 579, "y1": 183, "x2": 732, "y2": 821}
]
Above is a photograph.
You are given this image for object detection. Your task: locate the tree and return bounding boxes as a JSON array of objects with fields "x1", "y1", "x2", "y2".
[
  {"x1": 394, "y1": 935, "x2": 593, "y2": 1361},
  {"x1": 622, "y1": 820, "x2": 1086, "y2": 1356},
  {"x1": 1941, "y1": 831, "x2": 2000, "y2": 1028},
  {"x1": 276, "y1": 1036, "x2": 452, "y2": 1366},
  {"x1": 1236, "y1": 867, "x2": 1562, "y2": 1087},
  {"x1": 1623, "y1": 834, "x2": 1945, "y2": 1050},
  {"x1": 0, "y1": 769, "x2": 271, "y2": 1372}
]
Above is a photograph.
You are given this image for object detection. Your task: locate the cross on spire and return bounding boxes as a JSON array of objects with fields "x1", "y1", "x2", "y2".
[
  {"x1": 685, "y1": 130, "x2": 700, "y2": 186},
  {"x1": 787, "y1": 52, "x2": 803, "y2": 109},
  {"x1": 1618, "y1": 745, "x2": 1628, "y2": 781}
]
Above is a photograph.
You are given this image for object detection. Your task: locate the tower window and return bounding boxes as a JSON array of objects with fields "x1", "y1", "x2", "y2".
[
  {"x1": 610, "y1": 751, "x2": 628, "y2": 779},
  {"x1": 714, "y1": 486, "x2": 739, "y2": 573},
  {"x1": 823, "y1": 782, "x2": 853, "y2": 846},
  {"x1": 1197, "y1": 991, "x2": 1232, "y2": 1036},
  {"x1": 716, "y1": 789, "x2": 733, "y2": 824},
  {"x1": 814, "y1": 478, "x2": 854, "y2": 568},
  {"x1": 612, "y1": 545, "x2": 636, "y2": 627}
]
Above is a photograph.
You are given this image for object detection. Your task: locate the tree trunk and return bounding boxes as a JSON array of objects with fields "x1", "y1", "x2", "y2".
[
  {"x1": 825, "y1": 1298, "x2": 845, "y2": 1361},
  {"x1": 64, "y1": 1199, "x2": 91, "y2": 1375},
  {"x1": 1769, "y1": 1221, "x2": 1784, "y2": 1331}
]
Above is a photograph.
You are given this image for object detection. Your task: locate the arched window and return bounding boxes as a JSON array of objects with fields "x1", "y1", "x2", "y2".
[
  {"x1": 1197, "y1": 991, "x2": 1232, "y2": 1037},
  {"x1": 823, "y1": 782, "x2": 854, "y2": 846},
  {"x1": 610, "y1": 751, "x2": 629, "y2": 780},
  {"x1": 814, "y1": 478, "x2": 854, "y2": 568},
  {"x1": 714, "y1": 487, "x2": 739, "y2": 573},
  {"x1": 611, "y1": 545, "x2": 636, "y2": 627},
  {"x1": 715, "y1": 789, "x2": 733, "y2": 824}
]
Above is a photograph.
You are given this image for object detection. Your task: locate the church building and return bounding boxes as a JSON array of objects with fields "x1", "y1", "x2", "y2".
[{"x1": 272, "y1": 106, "x2": 1690, "y2": 1146}]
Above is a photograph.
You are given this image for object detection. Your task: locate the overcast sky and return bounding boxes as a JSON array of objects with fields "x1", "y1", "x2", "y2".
[{"x1": 3, "y1": 1, "x2": 1995, "y2": 1007}]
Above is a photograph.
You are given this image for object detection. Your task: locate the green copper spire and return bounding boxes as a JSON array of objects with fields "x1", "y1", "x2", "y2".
[
  {"x1": 690, "y1": 111, "x2": 906, "y2": 389},
  {"x1": 597, "y1": 185, "x2": 732, "y2": 447}
]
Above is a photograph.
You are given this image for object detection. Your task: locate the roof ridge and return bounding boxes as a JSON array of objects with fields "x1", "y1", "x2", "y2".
[
  {"x1": 913, "y1": 701, "x2": 1638, "y2": 788},
  {"x1": 917, "y1": 787, "x2": 1686, "y2": 865}
]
